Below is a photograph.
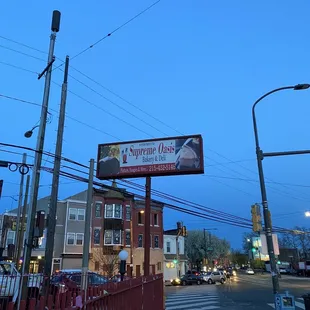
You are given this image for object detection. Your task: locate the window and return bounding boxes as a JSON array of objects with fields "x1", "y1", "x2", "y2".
[
  {"x1": 157, "y1": 262, "x2": 161, "y2": 271},
  {"x1": 77, "y1": 209, "x2": 85, "y2": 221},
  {"x1": 154, "y1": 213, "x2": 158, "y2": 226},
  {"x1": 166, "y1": 241, "x2": 171, "y2": 253},
  {"x1": 95, "y1": 202, "x2": 102, "y2": 218},
  {"x1": 39, "y1": 229, "x2": 47, "y2": 249},
  {"x1": 105, "y1": 204, "x2": 123, "y2": 219},
  {"x1": 138, "y1": 212, "x2": 143, "y2": 224},
  {"x1": 6, "y1": 231, "x2": 15, "y2": 246},
  {"x1": 125, "y1": 230, "x2": 131, "y2": 246},
  {"x1": 154, "y1": 235, "x2": 159, "y2": 248},
  {"x1": 104, "y1": 230, "x2": 122, "y2": 245},
  {"x1": 94, "y1": 228, "x2": 101, "y2": 245},
  {"x1": 125, "y1": 205, "x2": 131, "y2": 221},
  {"x1": 69, "y1": 208, "x2": 77, "y2": 220},
  {"x1": 150, "y1": 234, "x2": 152, "y2": 248},
  {"x1": 76, "y1": 233, "x2": 84, "y2": 245},
  {"x1": 67, "y1": 233, "x2": 75, "y2": 245},
  {"x1": 138, "y1": 234, "x2": 143, "y2": 248}
]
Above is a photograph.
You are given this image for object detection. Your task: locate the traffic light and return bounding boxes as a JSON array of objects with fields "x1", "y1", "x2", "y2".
[
  {"x1": 251, "y1": 247, "x2": 257, "y2": 253},
  {"x1": 173, "y1": 259, "x2": 178, "y2": 264},
  {"x1": 251, "y1": 204, "x2": 262, "y2": 232}
]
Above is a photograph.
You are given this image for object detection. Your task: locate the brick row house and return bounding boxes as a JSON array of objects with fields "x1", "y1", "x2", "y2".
[
  {"x1": 91, "y1": 184, "x2": 164, "y2": 277},
  {"x1": 0, "y1": 183, "x2": 164, "y2": 277}
]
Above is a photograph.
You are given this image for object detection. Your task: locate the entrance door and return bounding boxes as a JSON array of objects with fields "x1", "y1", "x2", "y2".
[
  {"x1": 151, "y1": 264, "x2": 155, "y2": 275},
  {"x1": 136, "y1": 265, "x2": 141, "y2": 277}
]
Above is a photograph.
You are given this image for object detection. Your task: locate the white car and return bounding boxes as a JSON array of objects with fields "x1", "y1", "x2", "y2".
[{"x1": 245, "y1": 268, "x2": 255, "y2": 275}]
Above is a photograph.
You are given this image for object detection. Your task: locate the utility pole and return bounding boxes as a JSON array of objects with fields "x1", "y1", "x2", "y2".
[
  {"x1": 16, "y1": 174, "x2": 30, "y2": 310},
  {"x1": 203, "y1": 229, "x2": 207, "y2": 267},
  {"x1": 22, "y1": 10, "x2": 60, "y2": 300},
  {"x1": 81, "y1": 159, "x2": 94, "y2": 300},
  {"x1": 14, "y1": 153, "x2": 27, "y2": 263},
  {"x1": 44, "y1": 56, "x2": 69, "y2": 277},
  {"x1": 15, "y1": 174, "x2": 30, "y2": 270},
  {"x1": 144, "y1": 176, "x2": 151, "y2": 276}
]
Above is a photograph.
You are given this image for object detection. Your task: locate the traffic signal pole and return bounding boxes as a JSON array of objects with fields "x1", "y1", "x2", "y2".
[{"x1": 251, "y1": 84, "x2": 310, "y2": 296}]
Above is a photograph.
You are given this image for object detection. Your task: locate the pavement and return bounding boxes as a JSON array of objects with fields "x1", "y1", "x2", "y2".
[{"x1": 165, "y1": 273, "x2": 310, "y2": 309}]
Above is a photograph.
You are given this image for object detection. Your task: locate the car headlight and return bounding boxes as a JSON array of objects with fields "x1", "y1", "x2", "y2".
[
  {"x1": 175, "y1": 278, "x2": 180, "y2": 283},
  {"x1": 232, "y1": 271, "x2": 236, "y2": 275}
]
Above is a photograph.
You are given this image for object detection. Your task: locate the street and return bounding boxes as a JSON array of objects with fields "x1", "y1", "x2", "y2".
[{"x1": 165, "y1": 273, "x2": 310, "y2": 309}]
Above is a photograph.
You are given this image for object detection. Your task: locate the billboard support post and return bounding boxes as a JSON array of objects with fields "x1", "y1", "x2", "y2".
[{"x1": 144, "y1": 176, "x2": 151, "y2": 276}]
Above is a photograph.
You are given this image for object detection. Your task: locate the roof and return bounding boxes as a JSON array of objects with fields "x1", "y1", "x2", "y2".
[
  {"x1": 164, "y1": 229, "x2": 179, "y2": 235},
  {"x1": 135, "y1": 199, "x2": 164, "y2": 209}
]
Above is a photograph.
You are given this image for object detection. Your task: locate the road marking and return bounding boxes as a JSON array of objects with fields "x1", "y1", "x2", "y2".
[
  {"x1": 267, "y1": 303, "x2": 275, "y2": 308},
  {"x1": 166, "y1": 303, "x2": 220, "y2": 310},
  {"x1": 295, "y1": 301, "x2": 305, "y2": 309}
]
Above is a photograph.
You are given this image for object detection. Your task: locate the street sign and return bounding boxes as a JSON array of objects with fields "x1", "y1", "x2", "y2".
[{"x1": 274, "y1": 293, "x2": 295, "y2": 310}]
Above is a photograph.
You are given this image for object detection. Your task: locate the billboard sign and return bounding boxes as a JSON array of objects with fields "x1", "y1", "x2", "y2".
[{"x1": 96, "y1": 135, "x2": 204, "y2": 179}]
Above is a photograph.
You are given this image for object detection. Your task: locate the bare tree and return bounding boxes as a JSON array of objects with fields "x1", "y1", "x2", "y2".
[{"x1": 92, "y1": 247, "x2": 120, "y2": 278}]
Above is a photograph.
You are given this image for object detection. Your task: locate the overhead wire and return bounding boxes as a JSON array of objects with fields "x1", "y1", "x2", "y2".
[{"x1": 1, "y1": 36, "x2": 309, "y2": 202}]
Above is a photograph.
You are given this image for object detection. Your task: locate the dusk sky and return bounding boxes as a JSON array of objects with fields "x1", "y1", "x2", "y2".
[{"x1": 1, "y1": 1, "x2": 310, "y2": 249}]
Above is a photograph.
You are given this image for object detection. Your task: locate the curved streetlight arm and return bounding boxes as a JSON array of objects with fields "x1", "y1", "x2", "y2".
[{"x1": 252, "y1": 86, "x2": 295, "y2": 150}]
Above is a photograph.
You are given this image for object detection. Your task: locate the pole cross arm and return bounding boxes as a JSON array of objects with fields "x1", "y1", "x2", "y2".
[{"x1": 263, "y1": 150, "x2": 310, "y2": 158}]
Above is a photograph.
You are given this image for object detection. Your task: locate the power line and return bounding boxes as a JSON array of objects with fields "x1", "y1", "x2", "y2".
[
  {"x1": 0, "y1": 35, "x2": 47, "y2": 55},
  {"x1": 67, "y1": 71, "x2": 169, "y2": 136},
  {"x1": 0, "y1": 60, "x2": 39, "y2": 75},
  {"x1": 2, "y1": 38, "x2": 308, "y2": 202},
  {"x1": 70, "y1": 0, "x2": 162, "y2": 62},
  {"x1": 0, "y1": 44, "x2": 46, "y2": 62}
]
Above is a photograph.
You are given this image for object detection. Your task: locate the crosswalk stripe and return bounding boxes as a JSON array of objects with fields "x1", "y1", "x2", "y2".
[
  {"x1": 166, "y1": 299, "x2": 219, "y2": 307},
  {"x1": 166, "y1": 297, "x2": 219, "y2": 304},
  {"x1": 166, "y1": 295, "x2": 219, "y2": 300},
  {"x1": 295, "y1": 301, "x2": 305, "y2": 309},
  {"x1": 166, "y1": 301, "x2": 220, "y2": 310},
  {"x1": 267, "y1": 303, "x2": 275, "y2": 308}
]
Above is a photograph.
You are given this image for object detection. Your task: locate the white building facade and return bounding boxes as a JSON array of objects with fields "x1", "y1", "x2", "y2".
[{"x1": 163, "y1": 229, "x2": 188, "y2": 282}]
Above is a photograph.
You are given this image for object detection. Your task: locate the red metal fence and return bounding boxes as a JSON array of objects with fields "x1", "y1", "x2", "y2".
[{"x1": 1, "y1": 273, "x2": 164, "y2": 310}]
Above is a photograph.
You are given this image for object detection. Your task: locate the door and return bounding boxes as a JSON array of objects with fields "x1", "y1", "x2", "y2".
[
  {"x1": 127, "y1": 264, "x2": 131, "y2": 277},
  {"x1": 136, "y1": 265, "x2": 141, "y2": 277}
]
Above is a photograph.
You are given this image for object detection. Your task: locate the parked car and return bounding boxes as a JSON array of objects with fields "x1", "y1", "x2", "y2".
[
  {"x1": 202, "y1": 271, "x2": 225, "y2": 284},
  {"x1": 245, "y1": 268, "x2": 255, "y2": 275},
  {"x1": 171, "y1": 274, "x2": 203, "y2": 286},
  {"x1": 50, "y1": 270, "x2": 108, "y2": 293},
  {"x1": 110, "y1": 274, "x2": 131, "y2": 282}
]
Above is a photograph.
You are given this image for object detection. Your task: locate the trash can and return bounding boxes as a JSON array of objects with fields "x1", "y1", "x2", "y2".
[{"x1": 302, "y1": 294, "x2": 310, "y2": 310}]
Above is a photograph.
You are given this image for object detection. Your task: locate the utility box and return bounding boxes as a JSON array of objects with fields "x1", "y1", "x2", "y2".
[{"x1": 274, "y1": 293, "x2": 295, "y2": 310}]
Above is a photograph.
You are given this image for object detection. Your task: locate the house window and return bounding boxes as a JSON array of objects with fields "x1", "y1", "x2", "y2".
[
  {"x1": 104, "y1": 230, "x2": 122, "y2": 245},
  {"x1": 166, "y1": 241, "x2": 171, "y2": 253},
  {"x1": 154, "y1": 214, "x2": 158, "y2": 226},
  {"x1": 67, "y1": 233, "x2": 75, "y2": 245},
  {"x1": 69, "y1": 208, "x2": 77, "y2": 220},
  {"x1": 125, "y1": 230, "x2": 131, "y2": 246},
  {"x1": 138, "y1": 234, "x2": 143, "y2": 248},
  {"x1": 94, "y1": 228, "x2": 101, "y2": 245},
  {"x1": 157, "y1": 262, "x2": 161, "y2": 271},
  {"x1": 76, "y1": 233, "x2": 84, "y2": 245},
  {"x1": 104, "y1": 204, "x2": 123, "y2": 219},
  {"x1": 38, "y1": 229, "x2": 47, "y2": 249},
  {"x1": 154, "y1": 235, "x2": 159, "y2": 248},
  {"x1": 95, "y1": 202, "x2": 102, "y2": 218},
  {"x1": 138, "y1": 212, "x2": 143, "y2": 224},
  {"x1": 105, "y1": 204, "x2": 113, "y2": 218},
  {"x1": 150, "y1": 234, "x2": 152, "y2": 248},
  {"x1": 6, "y1": 231, "x2": 15, "y2": 246},
  {"x1": 77, "y1": 209, "x2": 85, "y2": 221},
  {"x1": 125, "y1": 205, "x2": 131, "y2": 221}
]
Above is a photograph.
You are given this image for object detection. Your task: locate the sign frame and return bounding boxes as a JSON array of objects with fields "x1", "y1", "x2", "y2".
[{"x1": 96, "y1": 134, "x2": 204, "y2": 180}]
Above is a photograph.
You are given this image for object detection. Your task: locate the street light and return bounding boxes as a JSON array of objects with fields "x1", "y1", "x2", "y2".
[
  {"x1": 305, "y1": 211, "x2": 310, "y2": 217},
  {"x1": 119, "y1": 249, "x2": 128, "y2": 281},
  {"x1": 252, "y1": 83, "x2": 310, "y2": 296},
  {"x1": 24, "y1": 125, "x2": 40, "y2": 138}
]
